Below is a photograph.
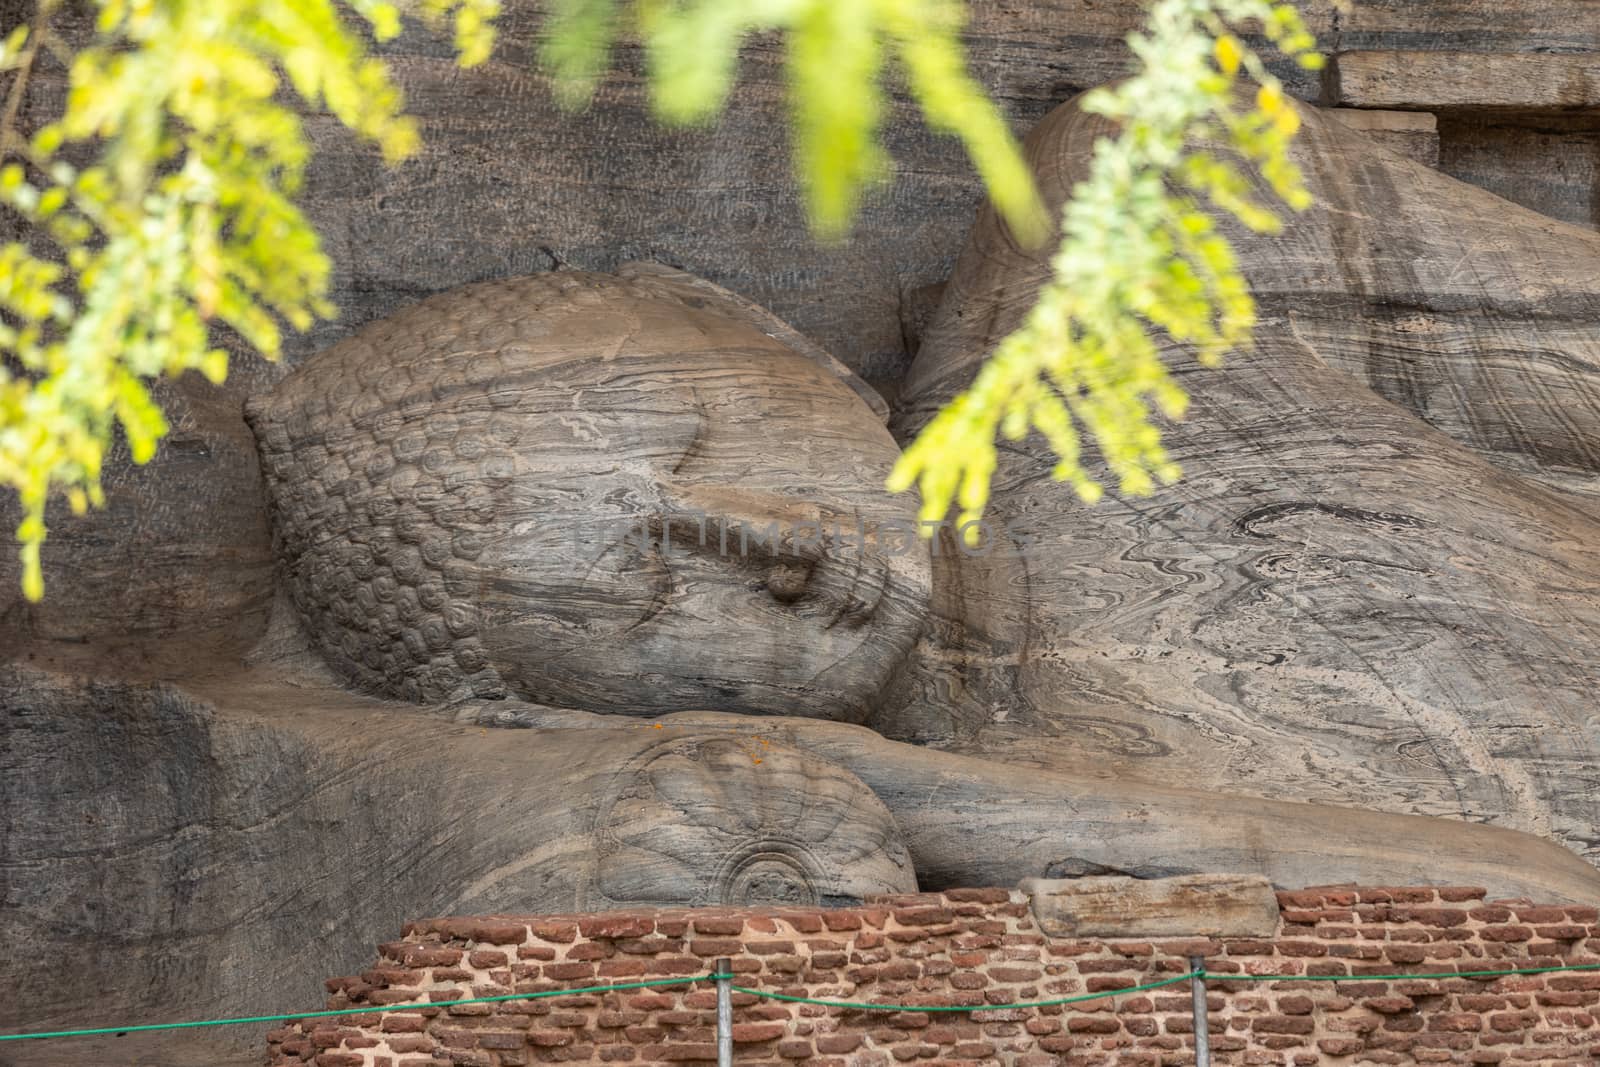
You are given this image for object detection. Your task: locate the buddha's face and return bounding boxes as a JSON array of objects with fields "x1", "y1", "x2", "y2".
[{"x1": 247, "y1": 271, "x2": 931, "y2": 722}]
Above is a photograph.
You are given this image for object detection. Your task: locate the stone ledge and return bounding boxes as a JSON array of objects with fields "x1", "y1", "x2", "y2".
[{"x1": 1335, "y1": 51, "x2": 1600, "y2": 111}]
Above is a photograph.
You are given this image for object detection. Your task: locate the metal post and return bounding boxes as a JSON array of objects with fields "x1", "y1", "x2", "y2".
[
  {"x1": 1189, "y1": 954, "x2": 1211, "y2": 1067},
  {"x1": 715, "y1": 957, "x2": 733, "y2": 1067}
]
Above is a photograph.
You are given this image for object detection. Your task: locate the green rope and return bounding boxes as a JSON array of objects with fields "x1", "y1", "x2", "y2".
[
  {"x1": 9, "y1": 957, "x2": 1600, "y2": 1043},
  {"x1": 728, "y1": 971, "x2": 1195, "y2": 1011},
  {"x1": 726, "y1": 959, "x2": 1600, "y2": 1011},
  {"x1": 1202, "y1": 962, "x2": 1600, "y2": 983},
  {"x1": 0, "y1": 976, "x2": 708, "y2": 1043}
]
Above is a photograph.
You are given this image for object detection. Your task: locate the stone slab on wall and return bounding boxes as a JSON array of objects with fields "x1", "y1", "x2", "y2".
[
  {"x1": 270, "y1": 885, "x2": 1600, "y2": 1066},
  {"x1": 1023, "y1": 874, "x2": 1280, "y2": 939},
  {"x1": 1333, "y1": 51, "x2": 1600, "y2": 111}
]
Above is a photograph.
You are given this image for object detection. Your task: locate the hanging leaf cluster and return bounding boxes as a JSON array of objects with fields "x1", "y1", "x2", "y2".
[
  {"x1": 0, "y1": 0, "x2": 496, "y2": 600},
  {"x1": 538, "y1": 0, "x2": 1050, "y2": 243},
  {"x1": 889, "y1": 0, "x2": 1325, "y2": 537},
  {"x1": 1, "y1": 0, "x2": 1324, "y2": 600}
]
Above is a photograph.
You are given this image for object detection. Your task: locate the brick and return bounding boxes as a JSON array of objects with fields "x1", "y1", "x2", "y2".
[
  {"x1": 579, "y1": 916, "x2": 656, "y2": 939},
  {"x1": 532, "y1": 922, "x2": 578, "y2": 944},
  {"x1": 990, "y1": 966, "x2": 1043, "y2": 983},
  {"x1": 381, "y1": 1015, "x2": 429, "y2": 1033},
  {"x1": 1535, "y1": 925, "x2": 1588, "y2": 940},
  {"x1": 385, "y1": 946, "x2": 464, "y2": 968},
  {"x1": 436, "y1": 1029, "x2": 479, "y2": 1049},
  {"x1": 1513, "y1": 907, "x2": 1569, "y2": 924},
  {"x1": 363, "y1": 967, "x2": 424, "y2": 987},
  {"x1": 681, "y1": 938, "x2": 739, "y2": 957},
  {"x1": 656, "y1": 1043, "x2": 719, "y2": 1061},
  {"x1": 1252, "y1": 1016, "x2": 1315, "y2": 1035},
  {"x1": 466, "y1": 922, "x2": 528, "y2": 944},
  {"x1": 1276, "y1": 995, "x2": 1314, "y2": 1015},
  {"x1": 1318, "y1": 1037, "x2": 1366, "y2": 1055},
  {"x1": 1066, "y1": 1016, "x2": 1120, "y2": 1034},
  {"x1": 1366, "y1": 997, "x2": 1417, "y2": 1014},
  {"x1": 746, "y1": 940, "x2": 796, "y2": 955},
  {"x1": 943, "y1": 888, "x2": 1013, "y2": 904},
  {"x1": 1372, "y1": 888, "x2": 1439, "y2": 903},
  {"x1": 1276, "y1": 940, "x2": 1327, "y2": 957},
  {"x1": 731, "y1": 1022, "x2": 787, "y2": 1043},
  {"x1": 529, "y1": 1030, "x2": 573, "y2": 1047},
  {"x1": 893, "y1": 908, "x2": 954, "y2": 926},
  {"x1": 383, "y1": 1035, "x2": 434, "y2": 1054},
  {"x1": 1438, "y1": 888, "x2": 1488, "y2": 902},
  {"x1": 1385, "y1": 944, "x2": 1427, "y2": 964}
]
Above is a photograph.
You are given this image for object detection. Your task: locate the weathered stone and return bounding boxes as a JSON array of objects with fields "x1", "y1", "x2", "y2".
[
  {"x1": 1437, "y1": 112, "x2": 1600, "y2": 231},
  {"x1": 1329, "y1": 108, "x2": 1440, "y2": 165},
  {"x1": 1335, "y1": 51, "x2": 1600, "y2": 111},
  {"x1": 0, "y1": 373, "x2": 274, "y2": 674},
  {"x1": 894, "y1": 92, "x2": 1600, "y2": 872},
  {"x1": 0, "y1": 668, "x2": 916, "y2": 1066},
  {"x1": 1021, "y1": 875, "x2": 1281, "y2": 939}
]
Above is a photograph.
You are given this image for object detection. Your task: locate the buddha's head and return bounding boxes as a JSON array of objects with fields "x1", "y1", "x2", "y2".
[{"x1": 245, "y1": 268, "x2": 931, "y2": 722}]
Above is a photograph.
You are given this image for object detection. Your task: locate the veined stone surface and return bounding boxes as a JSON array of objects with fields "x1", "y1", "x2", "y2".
[{"x1": 894, "y1": 94, "x2": 1600, "y2": 865}]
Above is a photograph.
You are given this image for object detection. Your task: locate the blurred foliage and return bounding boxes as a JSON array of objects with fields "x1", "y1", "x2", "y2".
[
  {"x1": 0, "y1": 0, "x2": 495, "y2": 600},
  {"x1": 0, "y1": 0, "x2": 1320, "y2": 600},
  {"x1": 540, "y1": 0, "x2": 1050, "y2": 243},
  {"x1": 889, "y1": 0, "x2": 1325, "y2": 537}
]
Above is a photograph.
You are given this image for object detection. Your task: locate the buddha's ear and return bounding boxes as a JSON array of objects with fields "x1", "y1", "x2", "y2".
[{"x1": 616, "y1": 260, "x2": 892, "y2": 425}]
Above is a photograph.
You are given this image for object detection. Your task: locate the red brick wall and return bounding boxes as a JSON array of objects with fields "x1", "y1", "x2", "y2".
[{"x1": 267, "y1": 886, "x2": 1600, "y2": 1067}]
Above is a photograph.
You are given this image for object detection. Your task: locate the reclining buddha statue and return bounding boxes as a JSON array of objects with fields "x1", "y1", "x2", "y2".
[{"x1": 6, "y1": 93, "x2": 1600, "y2": 1065}]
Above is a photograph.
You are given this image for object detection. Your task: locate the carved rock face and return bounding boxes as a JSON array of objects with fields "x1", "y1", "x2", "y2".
[
  {"x1": 582, "y1": 731, "x2": 915, "y2": 909},
  {"x1": 247, "y1": 270, "x2": 931, "y2": 720},
  {"x1": 898, "y1": 97, "x2": 1600, "y2": 864},
  {"x1": 0, "y1": 374, "x2": 274, "y2": 672}
]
